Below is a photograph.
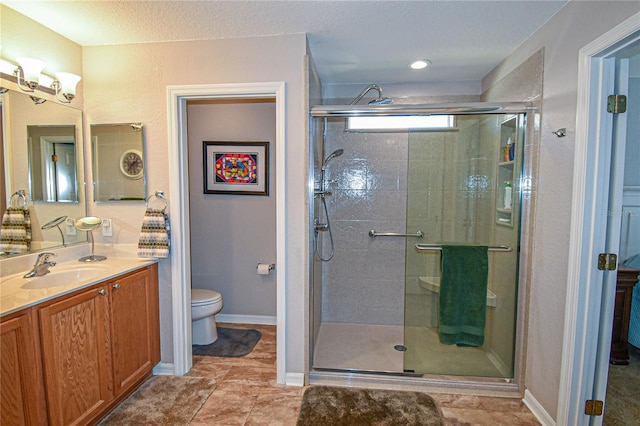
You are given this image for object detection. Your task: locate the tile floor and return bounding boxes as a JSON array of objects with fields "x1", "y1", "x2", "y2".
[{"x1": 186, "y1": 323, "x2": 540, "y2": 425}]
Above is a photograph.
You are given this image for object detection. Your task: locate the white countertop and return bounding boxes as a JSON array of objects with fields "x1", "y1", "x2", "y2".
[{"x1": 0, "y1": 256, "x2": 157, "y2": 317}]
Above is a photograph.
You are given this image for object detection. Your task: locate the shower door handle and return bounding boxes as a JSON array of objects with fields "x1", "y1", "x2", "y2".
[{"x1": 368, "y1": 230, "x2": 424, "y2": 238}]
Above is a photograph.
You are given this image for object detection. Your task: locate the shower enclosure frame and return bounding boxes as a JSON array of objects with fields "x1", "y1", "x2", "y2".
[{"x1": 308, "y1": 101, "x2": 535, "y2": 395}]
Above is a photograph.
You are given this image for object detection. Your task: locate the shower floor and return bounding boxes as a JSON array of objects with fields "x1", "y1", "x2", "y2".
[{"x1": 313, "y1": 322, "x2": 504, "y2": 377}]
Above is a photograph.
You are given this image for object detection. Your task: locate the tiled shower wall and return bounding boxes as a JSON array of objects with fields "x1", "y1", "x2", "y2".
[{"x1": 320, "y1": 119, "x2": 409, "y2": 325}]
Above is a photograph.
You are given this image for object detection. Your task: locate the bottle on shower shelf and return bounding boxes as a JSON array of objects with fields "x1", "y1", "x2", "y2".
[
  {"x1": 504, "y1": 181, "x2": 512, "y2": 210},
  {"x1": 508, "y1": 136, "x2": 515, "y2": 161}
]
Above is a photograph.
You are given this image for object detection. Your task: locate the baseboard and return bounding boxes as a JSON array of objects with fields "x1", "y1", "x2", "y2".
[
  {"x1": 216, "y1": 314, "x2": 277, "y2": 325},
  {"x1": 152, "y1": 362, "x2": 175, "y2": 376},
  {"x1": 523, "y1": 389, "x2": 556, "y2": 426},
  {"x1": 285, "y1": 372, "x2": 305, "y2": 387}
]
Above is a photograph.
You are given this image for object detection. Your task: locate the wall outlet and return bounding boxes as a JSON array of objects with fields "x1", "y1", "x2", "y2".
[
  {"x1": 102, "y1": 218, "x2": 113, "y2": 237},
  {"x1": 65, "y1": 218, "x2": 76, "y2": 236}
]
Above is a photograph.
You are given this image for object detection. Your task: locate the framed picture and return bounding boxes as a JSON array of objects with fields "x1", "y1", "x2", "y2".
[{"x1": 203, "y1": 141, "x2": 269, "y2": 195}]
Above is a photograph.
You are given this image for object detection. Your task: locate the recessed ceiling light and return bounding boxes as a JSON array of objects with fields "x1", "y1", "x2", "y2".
[{"x1": 410, "y1": 59, "x2": 431, "y2": 70}]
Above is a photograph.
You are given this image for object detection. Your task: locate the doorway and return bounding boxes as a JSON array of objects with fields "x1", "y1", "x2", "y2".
[
  {"x1": 166, "y1": 83, "x2": 286, "y2": 383},
  {"x1": 558, "y1": 14, "x2": 640, "y2": 426}
]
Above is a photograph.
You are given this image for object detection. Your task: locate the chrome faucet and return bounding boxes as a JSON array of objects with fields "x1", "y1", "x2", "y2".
[{"x1": 23, "y1": 252, "x2": 57, "y2": 278}]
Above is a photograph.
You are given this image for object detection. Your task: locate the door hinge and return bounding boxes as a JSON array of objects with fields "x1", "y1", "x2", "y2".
[
  {"x1": 607, "y1": 94, "x2": 627, "y2": 113},
  {"x1": 598, "y1": 253, "x2": 617, "y2": 271},
  {"x1": 585, "y1": 399, "x2": 604, "y2": 416}
]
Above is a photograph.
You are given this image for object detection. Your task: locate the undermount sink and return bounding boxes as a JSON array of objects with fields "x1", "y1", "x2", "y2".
[{"x1": 9, "y1": 265, "x2": 113, "y2": 290}]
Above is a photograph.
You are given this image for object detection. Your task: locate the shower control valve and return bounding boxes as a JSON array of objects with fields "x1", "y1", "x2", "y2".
[{"x1": 313, "y1": 218, "x2": 329, "y2": 232}]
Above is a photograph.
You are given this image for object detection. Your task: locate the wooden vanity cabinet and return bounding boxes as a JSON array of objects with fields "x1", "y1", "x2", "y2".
[
  {"x1": 0, "y1": 309, "x2": 47, "y2": 425},
  {"x1": 35, "y1": 263, "x2": 159, "y2": 426},
  {"x1": 109, "y1": 265, "x2": 160, "y2": 396},
  {"x1": 38, "y1": 284, "x2": 112, "y2": 426}
]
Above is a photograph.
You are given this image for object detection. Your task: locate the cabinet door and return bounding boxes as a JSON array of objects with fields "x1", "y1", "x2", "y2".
[
  {"x1": 0, "y1": 310, "x2": 46, "y2": 425},
  {"x1": 38, "y1": 285, "x2": 112, "y2": 426},
  {"x1": 110, "y1": 264, "x2": 160, "y2": 395}
]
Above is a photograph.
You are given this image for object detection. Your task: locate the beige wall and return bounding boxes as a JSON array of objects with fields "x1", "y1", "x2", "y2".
[
  {"x1": 483, "y1": 1, "x2": 640, "y2": 420},
  {"x1": 82, "y1": 34, "x2": 308, "y2": 371}
]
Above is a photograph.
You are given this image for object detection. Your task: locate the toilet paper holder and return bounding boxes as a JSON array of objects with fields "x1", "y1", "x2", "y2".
[{"x1": 256, "y1": 263, "x2": 275, "y2": 273}]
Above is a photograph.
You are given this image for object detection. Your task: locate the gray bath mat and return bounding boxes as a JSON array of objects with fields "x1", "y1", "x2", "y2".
[
  {"x1": 192, "y1": 327, "x2": 261, "y2": 357},
  {"x1": 296, "y1": 386, "x2": 444, "y2": 426}
]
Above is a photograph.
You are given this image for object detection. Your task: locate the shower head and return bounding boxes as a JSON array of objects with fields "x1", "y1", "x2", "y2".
[
  {"x1": 350, "y1": 84, "x2": 393, "y2": 105},
  {"x1": 322, "y1": 149, "x2": 344, "y2": 169}
]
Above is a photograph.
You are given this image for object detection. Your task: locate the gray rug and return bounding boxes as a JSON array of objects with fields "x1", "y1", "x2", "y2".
[
  {"x1": 192, "y1": 327, "x2": 261, "y2": 357},
  {"x1": 296, "y1": 386, "x2": 444, "y2": 426},
  {"x1": 99, "y1": 376, "x2": 215, "y2": 425}
]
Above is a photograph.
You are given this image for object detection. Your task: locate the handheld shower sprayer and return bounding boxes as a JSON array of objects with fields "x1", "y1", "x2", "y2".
[
  {"x1": 322, "y1": 148, "x2": 344, "y2": 170},
  {"x1": 314, "y1": 148, "x2": 345, "y2": 262}
]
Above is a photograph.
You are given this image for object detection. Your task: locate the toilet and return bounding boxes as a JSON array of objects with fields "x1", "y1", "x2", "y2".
[{"x1": 191, "y1": 288, "x2": 224, "y2": 345}]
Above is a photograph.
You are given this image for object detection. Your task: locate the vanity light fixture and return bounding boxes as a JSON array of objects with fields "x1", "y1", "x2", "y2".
[
  {"x1": 410, "y1": 59, "x2": 431, "y2": 70},
  {"x1": 1, "y1": 56, "x2": 81, "y2": 103},
  {"x1": 15, "y1": 57, "x2": 46, "y2": 91},
  {"x1": 51, "y1": 71, "x2": 82, "y2": 103}
]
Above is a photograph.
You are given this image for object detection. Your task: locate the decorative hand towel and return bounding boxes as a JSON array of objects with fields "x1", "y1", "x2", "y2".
[
  {"x1": 0, "y1": 207, "x2": 32, "y2": 254},
  {"x1": 438, "y1": 245, "x2": 488, "y2": 347},
  {"x1": 137, "y1": 208, "x2": 170, "y2": 258}
]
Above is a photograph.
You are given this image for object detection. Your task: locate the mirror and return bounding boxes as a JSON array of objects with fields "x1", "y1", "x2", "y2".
[
  {"x1": 28, "y1": 125, "x2": 78, "y2": 202},
  {"x1": 91, "y1": 123, "x2": 146, "y2": 202},
  {"x1": 1, "y1": 89, "x2": 87, "y2": 257}
]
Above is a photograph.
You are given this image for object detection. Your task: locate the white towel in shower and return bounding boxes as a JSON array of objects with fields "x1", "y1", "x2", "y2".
[{"x1": 137, "y1": 208, "x2": 170, "y2": 258}]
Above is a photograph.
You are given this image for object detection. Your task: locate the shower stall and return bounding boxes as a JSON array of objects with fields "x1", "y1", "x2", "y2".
[{"x1": 309, "y1": 99, "x2": 531, "y2": 388}]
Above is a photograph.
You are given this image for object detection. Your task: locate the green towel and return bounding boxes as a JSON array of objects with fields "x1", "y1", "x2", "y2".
[{"x1": 438, "y1": 245, "x2": 489, "y2": 347}]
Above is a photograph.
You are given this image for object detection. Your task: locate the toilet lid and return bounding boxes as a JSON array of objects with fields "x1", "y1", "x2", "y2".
[{"x1": 191, "y1": 288, "x2": 222, "y2": 306}]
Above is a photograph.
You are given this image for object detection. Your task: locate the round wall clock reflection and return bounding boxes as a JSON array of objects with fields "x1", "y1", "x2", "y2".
[{"x1": 119, "y1": 149, "x2": 144, "y2": 180}]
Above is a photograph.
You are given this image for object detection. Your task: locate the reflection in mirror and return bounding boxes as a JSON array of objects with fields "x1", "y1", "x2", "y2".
[
  {"x1": 28, "y1": 125, "x2": 78, "y2": 202},
  {"x1": 1, "y1": 89, "x2": 87, "y2": 257},
  {"x1": 91, "y1": 123, "x2": 146, "y2": 202},
  {"x1": 41, "y1": 215, "x2": 67, "y2": 246}
]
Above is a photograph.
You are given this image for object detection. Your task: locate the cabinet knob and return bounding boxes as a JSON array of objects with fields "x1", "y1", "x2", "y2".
[
  {"x1": 113, "y1": 283, "x2": 120, "y2": 290},
  {"x1": 98, "y1": 289, "x2": 106, "y2": 296}
]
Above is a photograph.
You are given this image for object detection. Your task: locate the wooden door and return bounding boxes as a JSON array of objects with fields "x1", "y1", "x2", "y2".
[
  {"x1": 0, "y1": 310, "x2": 46, "y2": 425},
  {"x1": 38, "y1": 285, "x2": 112, "y2": 426},
  {"x1": 110, "y1": 264, "x2": 160, "y2": 395}
]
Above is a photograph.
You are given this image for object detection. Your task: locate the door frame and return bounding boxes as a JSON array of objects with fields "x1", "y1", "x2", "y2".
[
  {"x1": 557, "y1": 13, "x2": 640, "y2": 426},
  {"x1": 166, "y1": 82, "x2": 287, "y2": 383}
]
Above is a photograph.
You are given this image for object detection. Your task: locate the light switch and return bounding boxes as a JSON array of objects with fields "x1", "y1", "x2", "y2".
[{"x1": 102, "y1": 218, "x2": 113, "y2": 237}]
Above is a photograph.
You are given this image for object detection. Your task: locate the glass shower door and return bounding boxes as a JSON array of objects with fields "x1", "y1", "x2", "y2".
[{"x1": 403, "y1": 113, "x2": 524, "y2": 378}]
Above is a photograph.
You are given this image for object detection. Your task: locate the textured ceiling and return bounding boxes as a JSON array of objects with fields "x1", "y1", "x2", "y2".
[{"x1": 2, "y1": 0, "x2": 568, "y2": 85}]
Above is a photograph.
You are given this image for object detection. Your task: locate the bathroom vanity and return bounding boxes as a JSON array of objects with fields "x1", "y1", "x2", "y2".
[{"x1": 0, "y1": 260, "x2": 159, "y2": 425}]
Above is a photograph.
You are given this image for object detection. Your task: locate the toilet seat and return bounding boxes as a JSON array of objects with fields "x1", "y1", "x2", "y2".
[{"x1": 191, "y1": 289, "x2": 222, "y2": 306}]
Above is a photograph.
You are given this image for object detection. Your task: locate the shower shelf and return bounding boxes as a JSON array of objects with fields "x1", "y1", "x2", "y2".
[
  {"x1": 496, "y1": 115, "x2": 520, "y2": 228},
  {"x1": 418, "y1": 276, "x2": 497, "y2": 307}
]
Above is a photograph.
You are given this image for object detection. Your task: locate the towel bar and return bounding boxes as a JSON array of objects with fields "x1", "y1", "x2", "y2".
[
  {"x1": 415, "y1": 244, "x2": 512, "y2": 252},
  {"x1": 369, "y1": 230, "x2": 424, "y2": 238},
  {"x1": 146, "y1": 190, "x2": 168, "y2": 211},
  {"x1": 8, "y1": 190, "x2": 27, "y2": 208}
]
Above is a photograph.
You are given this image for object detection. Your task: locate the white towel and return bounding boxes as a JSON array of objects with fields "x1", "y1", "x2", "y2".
[
  {"x1": 0, "y1": 207, "x2": 32, "y2": 254},
  {"x1": 137, "y1": 209, "x2": 170, "y2": 258}
]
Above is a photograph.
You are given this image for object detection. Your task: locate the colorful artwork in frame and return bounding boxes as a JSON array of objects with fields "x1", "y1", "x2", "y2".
[{"x1": 203, "y1": 141, "x2": 269, "y2": 195}]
